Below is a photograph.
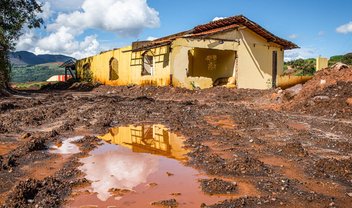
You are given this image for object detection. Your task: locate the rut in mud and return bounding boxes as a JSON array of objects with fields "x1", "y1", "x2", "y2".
[{"x1": 0, "y1": 73, "x2": 352, "y2": 207}]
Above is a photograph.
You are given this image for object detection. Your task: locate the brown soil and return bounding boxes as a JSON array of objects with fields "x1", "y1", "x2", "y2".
[
  {"x1": 0, "y1": 73, "x2": 351, "y2": 207},
  {"x1": 199, "y1": 178, "x2": 237, "y2": 195},
  {"x1": 151, "y1": 198, "x2": 178, "y2": 208},
  {"x1": 286, "y1": 67, "x2": 352, "y2": 119}
]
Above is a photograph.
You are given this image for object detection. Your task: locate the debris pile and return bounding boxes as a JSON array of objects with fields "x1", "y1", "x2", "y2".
[
  {"x1": 283, "y1": 66, "x2": 352, "y2": 118},
  {"x1": 199, "y1": 178, "x2": 237, "y2": 195}
]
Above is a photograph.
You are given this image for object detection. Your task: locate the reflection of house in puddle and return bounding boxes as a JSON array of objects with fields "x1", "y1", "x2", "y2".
[
  {"x1": 99, "y1": 124, "x2": 188, "y2": 161},
  {"x1": 70, "y1": 125, "x2": 234, "y2": 207}
]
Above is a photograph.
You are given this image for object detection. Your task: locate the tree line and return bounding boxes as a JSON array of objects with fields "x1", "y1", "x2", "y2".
[{"x1": 0, "y1": 0, "x2": 43, "y2": 90}]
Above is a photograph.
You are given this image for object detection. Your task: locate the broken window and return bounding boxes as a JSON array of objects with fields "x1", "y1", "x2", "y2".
[
  {"x1": 82, "y1": 63, "x2": 92, "y2": 82},
  {"x1": 205, "y1": 55, "x2": 217, "y2": 71},
  {"x1": 142, "y1": 53, "x2": 154, "y2": 76},
  {"x1": 109, "y1": 58, "x2": 119, "y2": 80}
]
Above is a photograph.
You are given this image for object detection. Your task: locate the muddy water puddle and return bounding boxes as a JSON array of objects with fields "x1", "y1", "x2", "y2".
[{"x1": 65, "y1": 125, "x2": 236, "y2": 208}]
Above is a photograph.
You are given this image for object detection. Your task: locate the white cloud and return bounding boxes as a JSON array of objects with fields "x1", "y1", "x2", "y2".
[
  {"x1": 47, "y1": 0, "x2": 85, "y2": 11},
  {"x1": 79, "y1": 145, "x2": 159, "y2": 201},
  {"x1": 147, "y1": 36, "x2": 157, "y2": 41},
  {"x1": 34, "y1": 27, "x2": 100, "y2": 59},
  {"x1": 16, "y1": 30, "x2": 38, "y2": 51},
  {"x1": 336, "y1": 21, "x2": 352, "y2": 34},
  {"x1": 213, "y1": 17, "x2": 226, "y2": 21},
  {"x1": 48, "y1": 0, "x2": 160, "y2": 37},
  {"x1": 15, "y1": 0, "x2": 160, "y2": 59},
  {"x1": 37, "y1": 2, "x2": 52, "y2": 20},
  {"x1": 284, "y1": 48, "x2": 317, "y2": 62},
  {"x1": 288, "y1": 34, "x2": 298, "y2": 39}
]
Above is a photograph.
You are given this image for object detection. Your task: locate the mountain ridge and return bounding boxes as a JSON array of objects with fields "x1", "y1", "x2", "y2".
[{"x1": 10, "y1": 51, "x2": 74, "y2": 66}]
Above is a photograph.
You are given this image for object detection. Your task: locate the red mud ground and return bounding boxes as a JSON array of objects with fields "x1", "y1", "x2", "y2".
[{"x1": 0, "y1": 68, "x2": 351, "y2": 208}]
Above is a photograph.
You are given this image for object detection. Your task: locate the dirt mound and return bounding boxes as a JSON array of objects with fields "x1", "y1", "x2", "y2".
[
  {"x1": 151, "y1": 198, "x2": 178, "y2": 208},
  {"x1": 311, "y1": 157, "x2": 352, "y2": 185},
  {"x1": 40, "y1": 80, "x2": 97, "y2": 92},
  {"x1": 202, "y1": 196, "x2": 281, "y2": 208},
  {"x1": 199, "y1": 178, "x2": 237, "y2": 195},
  {"x1": 1, "y1": 136, "x2": 48, "y2": 170},
  {"x1": 93, "y1": 85, "x2": 273, "y2": 104},
  {"x1": 277, "y1": 141, "x2": 308, "y2": 158},
  {"x1": 188, "y1": 144, "x2": 270, "y2": 177},
  {"x1": 71, "y1": 136, "x2": 101, "y2": 152},
  {"x1": 2, "y1": 178, "x2": 70, "y2": 208},
  {"x1": 285, "y1": 67, "x2": 352, "y2": 118}
]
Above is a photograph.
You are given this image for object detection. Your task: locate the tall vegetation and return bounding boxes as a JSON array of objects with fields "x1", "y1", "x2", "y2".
[
  {"x1": 11, "y1": 64, "x2": 66, "y2": 83},
  {"x1": 0, "y1": 0, "x2": 43, "y2": 89},
  {"x1": 284, "y1": 58, "x2": 316, "y2": 76},
  {"x1": 329, "y1": 53, "x2": 352, "y2": 66}
]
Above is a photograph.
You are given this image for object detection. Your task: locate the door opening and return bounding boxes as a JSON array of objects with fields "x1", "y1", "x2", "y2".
[{"x1": 272, "y1": 51, "x2": 278, "y2": 88}]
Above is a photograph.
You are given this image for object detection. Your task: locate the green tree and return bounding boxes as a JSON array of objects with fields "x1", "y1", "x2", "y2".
[
  {"x1": 285, "y1": 58, "x2": 316, "y2": 76},
  {"x1": 341, "y1": 53, "x2": 352, "y2": 65},
  {"x1": 0, "y1": 0, "x2": 43, "y2": 90},
  {"x1": 329, "y1": 53, "x2": 352, "y2": 66}
]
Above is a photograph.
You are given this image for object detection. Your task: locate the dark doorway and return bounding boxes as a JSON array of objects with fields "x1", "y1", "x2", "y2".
[
  {"x1": 142, "y1": 53, "x2": 153, "y2": 76},
  {"x1": 272, "y1": 51, "x2": 278, "y2": 88},
  {"x1": 187, "y1": 48, "x2": 236, "y2": 84},
  {"x1": 109, "y1": 58, "x2": 119, "y2": 80}
]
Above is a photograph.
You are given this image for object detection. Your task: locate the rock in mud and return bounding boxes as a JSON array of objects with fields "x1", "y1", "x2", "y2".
[
  {"x1": 346, "y1": 97, "x2": 352, "y2": 106},
  {"x1": 199, "y1": 178, "x2": 237, "y2": 195},
  {"x1": 151, "y1": 198, "x2": 178, "y2": 208},
  {"x1": 283, "y1": 84, "x2": 303, "y2": 100},
  {"x1": 331, "y1": 62, "x2": 349, "y2": 70},
  {"x1": 312, "y1": 95, "x2": 330, "y2": 102}
]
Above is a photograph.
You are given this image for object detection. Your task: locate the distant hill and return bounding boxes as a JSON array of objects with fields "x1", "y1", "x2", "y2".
[
  {"x1": 9, "y1": 51, "x2": 73, "y2": 66},
  {"x1": 329, "y1": 53, "x2": 352, "y2": 65}
]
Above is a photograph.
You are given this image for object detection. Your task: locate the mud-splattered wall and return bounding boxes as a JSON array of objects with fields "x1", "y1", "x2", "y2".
[
  {"x1": 76, "y1": 45, "x2": 171, "y2": 86},
  {"x1": 77, "y1": 28, "x2": 291, "y2": 90}
]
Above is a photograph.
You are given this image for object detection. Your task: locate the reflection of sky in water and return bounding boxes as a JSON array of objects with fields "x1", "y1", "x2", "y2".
[
  {"x1": 79, "y1": 144, "x2": 159, "y2": 201},
  {"x1": 50, "y1": 136, "x2": 83, "y2": 154}
]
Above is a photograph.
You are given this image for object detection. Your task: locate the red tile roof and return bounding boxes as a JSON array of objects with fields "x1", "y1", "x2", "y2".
[{"x1": 132, "y1": 15, "x2": 298, "y2": 51}]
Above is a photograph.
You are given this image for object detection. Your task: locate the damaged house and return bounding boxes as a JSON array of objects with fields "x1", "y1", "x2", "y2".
[{"x1": 76, "y1": 15, "x2": 298, "y2": 89}]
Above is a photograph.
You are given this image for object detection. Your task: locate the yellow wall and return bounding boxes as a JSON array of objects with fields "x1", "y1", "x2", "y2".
[
  {"x1": 278, "y1": 75, "x2": 312, "y2": 89},
  {"x1": 316, "y1": 56, "x2": 329, "y2": 71},
  {"x1": 236, "y1": 29, "x2": 284, "y2": 89},
  {"x1": 77, "y1": 46, "x2": 132, "y2": 85},
  {"x1": 76, "y1": 45, "x2": 171, "y2": 86},
  {"x1": 130, "y1": 46, "x2": 171, "y2": 86}
]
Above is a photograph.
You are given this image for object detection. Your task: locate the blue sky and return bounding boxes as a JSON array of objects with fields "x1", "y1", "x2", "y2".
[{"x1": 16, "y1": 0, "x2": 352, "y2": 60}]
